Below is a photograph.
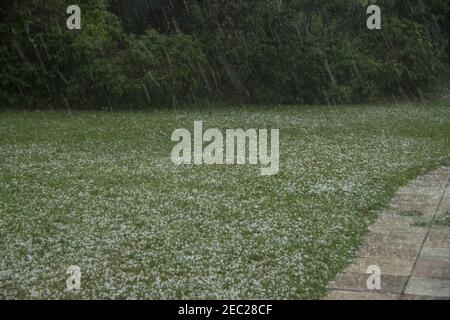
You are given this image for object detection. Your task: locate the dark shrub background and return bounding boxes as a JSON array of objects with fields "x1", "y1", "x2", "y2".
[{"x1": 1, "y1": 0, "x2": 449, "y2": 108}]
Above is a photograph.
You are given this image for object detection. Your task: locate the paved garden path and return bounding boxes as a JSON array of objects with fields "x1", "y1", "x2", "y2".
[{"x1": 325, "y1": 166, "x2": 450, "y2": 300}]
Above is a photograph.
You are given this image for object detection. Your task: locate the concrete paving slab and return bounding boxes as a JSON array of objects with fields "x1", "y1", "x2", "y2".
[
  {"x1": 324, "y1": 290, "x2": 399, "y2": 300},
  {"x1": 344, "y1": 256, "x2": 415, "y2": 276},
  {"x1": 413, "y1": 261, "x2": 450, "y2": 279},
  {"x1": 369, "y1": 214, "x2": 427, "y2": 234},
  {"x1": 364, "y1": 231, "x2": 425, "y2": 244},
  {"x1": 389, "y1": 194, "x2": 439, "y2": 217},
  {"x1": 425, "y1": 230, "x2": 450, "y2": 248},
  {"x1": 356, "y1": 242, "x2": 421, "y2": 259},
  {"x1": 328, "y1": 272, "x2": 408, "y2": 295},
  {"x1": 404, "y1": 277, "x2": 450, "y2": 298},
  {"x1": 397, "y1": 186, "x2": 445, "y2": 197},
  {"x1": 418, "y1": 247, "x2": 450, "y2": 262}
]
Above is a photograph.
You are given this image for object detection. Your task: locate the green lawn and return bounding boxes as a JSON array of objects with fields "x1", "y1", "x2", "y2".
[{"x1": 1, "y1": 102, "x2": 450, "y2": 299}]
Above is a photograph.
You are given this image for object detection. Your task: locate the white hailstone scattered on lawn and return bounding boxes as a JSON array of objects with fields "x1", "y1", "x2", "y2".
[{"x1": 0, "y1": 104, "x2": 449, "y2": 298}]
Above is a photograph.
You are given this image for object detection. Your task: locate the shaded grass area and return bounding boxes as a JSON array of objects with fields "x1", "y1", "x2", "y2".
[{"x1": 0, "y1": 102, "x2": 450, "y2": 299}]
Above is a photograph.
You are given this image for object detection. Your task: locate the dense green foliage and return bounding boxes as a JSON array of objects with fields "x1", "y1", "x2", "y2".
[{"x1": 1, "y1": 0, "x2": 449, "y2": 108}]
